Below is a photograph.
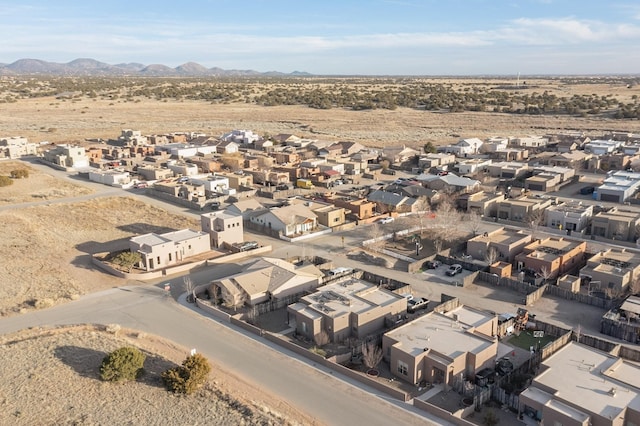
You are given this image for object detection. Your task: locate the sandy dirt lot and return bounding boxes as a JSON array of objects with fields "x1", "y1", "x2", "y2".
[
  {"x1": 0, "y1": 324, "x2": 310, "y2": 426},
  {"x1": 0, "y1": 196, "x2": 199, "y2": 317},
  {"x1": 0, "y1": 161, "x2": 92, "y2": 204}
]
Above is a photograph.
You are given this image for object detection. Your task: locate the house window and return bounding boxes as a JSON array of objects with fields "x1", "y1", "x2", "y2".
[
  {"x1": 168, "y1": 253, "x2": 172, "y2": 261},
  {"x1": 398, "y1": 360, "x2": 408, "y2": 376},
  {"x1": 157, "y1": 256, "x2": 160, "y2": 264},
  {"x1": 301, "y1": 322, "x2": 307, "y2": 334}
]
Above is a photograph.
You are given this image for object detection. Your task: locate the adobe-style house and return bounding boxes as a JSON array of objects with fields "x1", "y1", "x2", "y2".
[
  {"x1": 136, "y1": 165, "x2": 174, "y2": 181},
  {"x1": 130, "y1": 229, "x2": 210, "y2": 271},
  {"x1": 382, "y1": 145, "x2": 421, "y2": 164},
  {"x1": 382, "y1": 305, "x2": 497, "y2": 387},
  {"x1": 310, "y1": 203, "x2": 346, "y2": 228},
  {"x1": 519, "y1": 342, "x2": 640, "y2": 426},
  {"x1": 458, "y1": 191, "x2": 504, "y2": 217},
  {"x1": 467, "y1": 227, "x2": 532, "y2": 262},
  {"x1": 0, "y1": 136, "x2": 37, "y2": 159},
  {"x1": 418, "y1": 153, "x2": 456, "y2": 169},
  {"x1": 546, "y1": 201, "x2": 593, "y2": 232},
  {"x1": 514, "y1": 237, "x2": 587, "y2": 280},
  {"x1": 591, "y1": 208, "x2": 640, "y2": 242},
  {"x1": 200, "y1": 211, "x2": 244, "y2": 249},
  {"x1": 326, "y1": 195, "x2": 376, "y2": 220},
  {"x1": 579, "y1": 248, "x2": 640, "y2": 295},
  {"x1": 485, "y1": 161, "x2": 529, "y2": 179},
  {"x1": 250, "y1": 204, "x2": 318, "y2": 237},
  {"x1": 547, "y1": 151, "x2": 592, "y2": 169},
  {"x1": 211, "y1": 257, "x2": 323, "y2": 307},
  {"x1": 601, "y1": 295, "x2": 640, "y2": 344},
  {"x1": 497, "y1": 196, "x2": 552, "y2": 223},
  {"x1": 595, "y1": 171, "x2": 640, "y2": 204},
  {"x1": 288, "y1": 278, "x2": 406, "y2": 343},
  {"x1": 42, "y1": 144, "x2": 90, "y2": 169}
]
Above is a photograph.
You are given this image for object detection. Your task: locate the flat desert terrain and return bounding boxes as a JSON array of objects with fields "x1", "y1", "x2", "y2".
[{"x1": 0, "y1": 78, "x2": 638, "y2": 148}]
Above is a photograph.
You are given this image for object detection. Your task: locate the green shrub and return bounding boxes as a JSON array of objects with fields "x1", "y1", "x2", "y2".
[
  {"x1": 162, "y1": 353, "x2": 211, "y2": 395},
  {"x1": 100, "y1": 346, "x2": 146, "y2": 382},
  {"x1": 0, "y1": 176, "x2": 13, "y2": 187}
]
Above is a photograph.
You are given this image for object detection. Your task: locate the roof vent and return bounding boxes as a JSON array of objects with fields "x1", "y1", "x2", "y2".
[{"x1": 608, "y1": 387, "x2": 617, "y2": 397}]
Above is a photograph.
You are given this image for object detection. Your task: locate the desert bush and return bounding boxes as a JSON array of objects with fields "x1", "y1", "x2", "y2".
[
  {"x1": 0, "y1": 175, "x2": 13, "y2": 187},
  {"x1": 100, "y1": 346, "x2": 146, "y2": 382},
  {"x1": 10, "y1": 169, "x2": 29, "y2": 179},
  {"x1": 162, "y1": 353, "x2": 211, "y2": 395}
]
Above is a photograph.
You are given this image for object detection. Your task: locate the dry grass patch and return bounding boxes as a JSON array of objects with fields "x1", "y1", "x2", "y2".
[
  {"x1": 0, "y1": 197, "x2": 199, "y2": 316},
  {"x1": 0, "y1": 325, "x2": 308, "y2": 426},
  {"x1": 0, "y1": 160, "x2": 92, "y2": 204}
]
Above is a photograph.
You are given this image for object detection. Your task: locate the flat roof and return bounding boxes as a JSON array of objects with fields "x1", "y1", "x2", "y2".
[
  {"x1": 301, "y1": 279, "x2": 400, "y2": 318},
  {"x1": 471, "y1": 228, "x2": 530, "y2": 246},
  {"x1": 533, "y1": 342, "x2": 640, "y2": 419},
  {"x1": 444, "y1": 305, "x2": 494, "y2": 328},
  {"x1": 386, "y1": 311, "x2": 494, "y2": 358}
]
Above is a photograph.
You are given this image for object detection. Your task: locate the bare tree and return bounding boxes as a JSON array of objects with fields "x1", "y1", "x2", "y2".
[
  {"x1": 485, "y1": 247, "x2": 498, "y2": 266},
  {"x1": 539, "y1": 266, "x2": 554, "y2": 284},
  {"x1": 526, "y1": 209, "x2": 546, "y2": 240},
  {"x1": 361, "y1": 341, "x2": 383, "y2": 370},
  {"x1": 314, "y1": 330, "x2": 330, "y2": 347},
  {"x1": 613, "y1": 222, "x2": 628, "y2": 241},
  {"x1": 466, "y1": 210, "x2": 483, "y2": 236},
  {"x1": 183, "y1": 275, "x2": 195, "y2": 303},
  {"x1": 366, "y1": 222, "x2": 387, "y2": 253},
  {"x1": 433, "y1": 237, "x2": 443, "y2": 254}
]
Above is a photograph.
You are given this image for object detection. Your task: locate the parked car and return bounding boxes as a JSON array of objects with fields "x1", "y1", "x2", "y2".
[
  {"x1": 381, "y1": 169, "x2": 396, "y2": 175},
  {"x1": 446, "y1": 264, "x2": 463, "y2": 276},
  {"x1": 407, "y1": 297, "x2": 430, "y2": 313},
  {"x1": 379, "y1": 217, "x2": 395, "y2": 224},
  {"x1": 424, "y1": 260, "x2": 442, "y2": 269},
  {"x1": 579, "y1": 185, "x2": 595, "y2": 195}
]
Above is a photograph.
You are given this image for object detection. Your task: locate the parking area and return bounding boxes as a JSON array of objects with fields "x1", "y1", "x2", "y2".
[{"x1": 420, "y1": 263, "x2": 472, "y2": 286}]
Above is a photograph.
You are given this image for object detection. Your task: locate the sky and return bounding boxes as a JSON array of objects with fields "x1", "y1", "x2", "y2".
[{"x1": 1, "y1": 0, "x2": 640, "y2": 75}]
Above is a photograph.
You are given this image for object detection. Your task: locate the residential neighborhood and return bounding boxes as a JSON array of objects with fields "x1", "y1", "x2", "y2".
[{"x1": 6, "y1": 126, "x2": 640, "y2": 426}]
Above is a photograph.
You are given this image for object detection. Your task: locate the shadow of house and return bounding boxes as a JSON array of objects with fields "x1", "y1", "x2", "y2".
[{"x1": 117, "y1": 223, "x2": 179, "y2": 235}]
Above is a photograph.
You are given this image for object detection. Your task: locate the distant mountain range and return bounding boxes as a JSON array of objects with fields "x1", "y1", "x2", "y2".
[{"x1": 0, "y1": 58, "x2": 312, "y2": 77}]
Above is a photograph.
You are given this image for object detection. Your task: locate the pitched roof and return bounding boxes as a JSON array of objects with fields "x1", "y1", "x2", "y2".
[{"x1": 367, "y1": 189, "x2": 409, "y2": 207}]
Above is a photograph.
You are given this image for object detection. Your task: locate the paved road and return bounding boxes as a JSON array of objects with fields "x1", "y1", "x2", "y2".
[{"x1": 0, "y1": 285, "x2": 442, "y2": 426}]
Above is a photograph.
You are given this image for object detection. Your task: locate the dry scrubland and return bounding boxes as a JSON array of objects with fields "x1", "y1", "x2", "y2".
[
  {"x1": 0, "y1": 196, "x2": 199, "y2": 316},
  {"x1": 0, "y1": 161, "x2": 92, "y2": 204},
  {"x1": 0, "y1": 78, "x2": 638, "y2": 147},
  {"x1": 0, "y1": 325, "x2": 308, "y2": 425}
]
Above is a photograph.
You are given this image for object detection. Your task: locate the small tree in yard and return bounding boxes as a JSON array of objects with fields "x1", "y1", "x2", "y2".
[
  {"x1": 162, "y1": 353, "x2": 211, "y2": 395},
  {"x1": 100, "y1": 346, "x2": 146, "y2": 382},
  {"x1": 361, "y1": 341, "x2": 383, "y2": 370},
  {"x1": 112, "y1": 250, "x2": 142, "y2": 273},
  {"x1": 313, "y1": 330, "x2": 330, "y2": 348},
  {"x1": 540, "y1": 266, "x2": 554, "y2": 284},
  {"x1": 485, "y1": 247, "x2": 498, "y2": 266}
]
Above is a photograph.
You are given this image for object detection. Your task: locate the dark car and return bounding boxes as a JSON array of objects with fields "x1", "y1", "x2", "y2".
[
  {"x1": 446, "y1": 264, "x2": 463, "y2": 276},
  {"x1": 579, "y1": 186, "x2": 595, "y2": 195},
  {"x1": 407, "y1": 297, "x2": 430, "y2": 313},
  {"x1": 496, "y1": 358, "x2": 514, "y2": 376},
  {"x1": 424, "y1": 260, "x2": 442, "y2": 269}
]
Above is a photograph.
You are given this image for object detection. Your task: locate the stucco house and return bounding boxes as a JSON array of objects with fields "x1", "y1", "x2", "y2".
[
  {"x1": 514, "y1": 237, "x2": 587, "y2": 280},
  {"x1": 579, "y1": 248, "x2": 640, "y2": 295},
  {"x1": 200, "y1": 211, "x2": 244, "y2": 249},
  {"x1": 130, "y1": 229, "x2": 210, "y2": 271},
  {"x1": 467, "y1": 227, "x2": 532, "y2": 262},
  {"x1": 382, "y1": 305, "x2": 498, "y2": 386},
  {"x1": 288, "y1": 278, "x2": 406, "y2": 343}
]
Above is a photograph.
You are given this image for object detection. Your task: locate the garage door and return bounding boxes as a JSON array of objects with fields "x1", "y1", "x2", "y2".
[
  {"x1": 600, "y1": 193, "x2": 620, "y2": 202},
  {"x1": 528, "y1": 184, "x2": 544, "y2": 191}
]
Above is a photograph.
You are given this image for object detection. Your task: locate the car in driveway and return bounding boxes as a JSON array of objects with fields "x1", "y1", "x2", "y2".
[
  {"x1": 424, "y1": 260, "x2": 442, "y2": 269},
  {"x1": 407, "y1": 297, "x2": 430, "y2": 313},
  {"x1": 446, "y1": 264, "x2": 463, "y2": 276},
  {"x1": 378, "y1": 217, "x2": 394, "y2": 224}
]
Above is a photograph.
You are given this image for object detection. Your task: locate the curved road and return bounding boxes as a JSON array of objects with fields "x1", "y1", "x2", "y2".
[{"x1": 0, "y1": 285, "x2": 443, "y2": 426}]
